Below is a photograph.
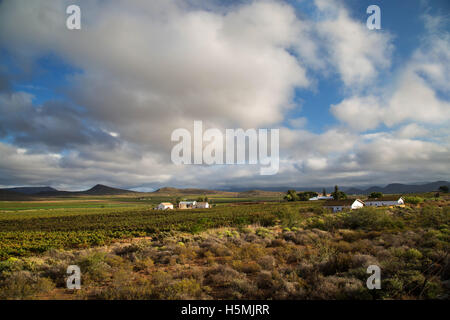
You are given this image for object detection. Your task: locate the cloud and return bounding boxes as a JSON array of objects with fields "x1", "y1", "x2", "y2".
[
  {"x1": 331, "y1": 22, "x2": 450, "y2": 132},
  {"x1": 330, "y1": 96, "x2": 383, "y2": 131},
  {"x1": 288, "y1": 117, "x2": 307, "y2": 128},
  {"x1": 0, "y1": 0, "x2": 448, "y2": 189},
  {"x1": 0, "y1": 91, "x2": 117, "y2": 152},
  {"x1": 314, "y1": 0, "x2": 393, "y2": 88},
  {"x1": 395, "y1": 124, "x2": 430, "y2": 139}
]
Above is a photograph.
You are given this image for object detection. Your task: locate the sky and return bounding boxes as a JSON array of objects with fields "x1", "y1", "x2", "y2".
[{"x1": 0, "y1": 0, "x2": 449, "y2": 191}]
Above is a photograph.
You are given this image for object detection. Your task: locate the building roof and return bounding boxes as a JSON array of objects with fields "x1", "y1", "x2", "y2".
[
  {"x1": 365, "y1": 196, "x2": 403, "y2": 202},
  {"x1": 159, "y1": 202, "x2": 173, "y2": 206},
  {"x1": 323, "y1": 199, "x2": 364, "y2": 206},
  {"x1": 309, "y1": 196, "x2": 333, "y2": 200},
  {"x1": 196, "y1": 202, "x2": 209, "y2": 205},
  {"x1": 179, "y1": 201, "x2": 196, "y2": 204}
]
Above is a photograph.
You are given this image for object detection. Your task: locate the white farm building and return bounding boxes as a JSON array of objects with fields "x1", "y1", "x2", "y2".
[
  {"x1": 178, "y1": 201, "x2": 197, "y2": 209},
  {"x1": 323, "y1": 199, "x2": 365, "y2": 213},
  {"x1": 195, "y1": 202, "x2": 210, "y2": 209},
  {"x1": 309, "y1": 196, "x2": 334, "y2": 201},
  {"x1": 157, "y1": 202, "x2": 174, "y2": 210},
  {"x1": 364, "y1": 196, "x2": 404, "y2": 207}
]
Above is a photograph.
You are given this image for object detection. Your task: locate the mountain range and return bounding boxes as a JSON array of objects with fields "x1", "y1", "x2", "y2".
[
  {"x1": 1, "y1": 181, "x2": 448, "y2": 198},
  {"x1": 343, "y1": 181, "x2": 450, "y2": 195},
  {"x1": 1, "y1": 184, "x2": 136, "y2": 197}
]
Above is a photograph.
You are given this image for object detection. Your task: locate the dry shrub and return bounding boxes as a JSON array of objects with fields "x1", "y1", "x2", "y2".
[
  {"x1": 269, "y1": 238, "x2": 285, "y2": 247},
  {"x1": 204, "y1": 265, "x2": 243, "y2": 288},
  {"x1": 319, "y1": 253, "x2": 354, "y2": 276},
  {"x1": 350, "y1": 254, "x2": 379, "y2": 269},
  {"x1": 258, "y1": 255, "x2": 276, "y2": 270},
  {"x1": 334, "y1": 240, "x2": 352, "y2": 253},
  {"x1": 40, "y1": 262, "x2": 68, "y2": 287},
  {"x1": 232, "y1": 260, "x2": 261, "y2": 274},
  {"x1": 0, "y1": 271, "x2": 55, "y2": 299},
  {"x1": 229, "y1": 278, "x2": 258, "y2": 299},
  {"x1": 256, "y1": 270, "x2": 274, "y2": 290},
  {"x1": 134, "y1": 257, "x2": 154, "y2": 273},
  {"x1": 165, "y1": 278, "x2": 205, "y2": 300},
  {"x1": 311, "y1": 275, "x2": 367, "y2": 299}
]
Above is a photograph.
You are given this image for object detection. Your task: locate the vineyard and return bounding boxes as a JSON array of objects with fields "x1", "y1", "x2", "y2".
[{"x1": 0, "y1": 200, "x2": 319, "y2": 260}]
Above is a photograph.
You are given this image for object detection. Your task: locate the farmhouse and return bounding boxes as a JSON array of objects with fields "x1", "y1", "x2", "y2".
[
  {"x1": 195, "y1": 202, "x2": 210, "y2": 209},
  {"x1": 179, "y1": 201, "x2": 197, "y2": 209},
  {"x1": 309, "y1": 196, "x2": 333, "y2": 200},
  {"x1": 157, "y1": 202, "x2": 173, "y2": 210},
  {"x1": 365, "y1": 196, "x2": 404, "y2": 207},
  {"x1": 323, "y1": 199, "x2": 365, "y2": 213}
]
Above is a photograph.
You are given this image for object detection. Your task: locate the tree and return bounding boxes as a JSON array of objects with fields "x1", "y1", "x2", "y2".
[
  {"x1": 322, "y1": 188, "x2": 327, "y2": 196},
  {"x1": 331, "y1": 185, "x2": 347, "y2": 200},
  {"x1": 438, "y1": 185, "x2": 449, "y2": 193},
  {"x1": 284, "y1": 190, "x2": 299, "y2": 201},
  {"x1": 196, "y1": 195, "x2": 209, "y2": 202},
  {"x1": 297, "y1": 191, "x2": 318, "y2": 201},
  {"x1": 368, "y1": 192, "x2": 383, "y2": 199}
]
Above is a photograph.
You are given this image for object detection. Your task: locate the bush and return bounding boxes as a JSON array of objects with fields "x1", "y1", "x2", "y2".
[
  {"x1": 0, "y1": 271, "x2": 55, "y2": 299},
  {"x1": 343, "y1": 208, "x2": 402, "y2": 230},
  {"x1": 165, "y1": 278, "x2": 204, "y2": 299},
  {"x1": 404, "y1": 196, "x2": 424, "y2": 205}
]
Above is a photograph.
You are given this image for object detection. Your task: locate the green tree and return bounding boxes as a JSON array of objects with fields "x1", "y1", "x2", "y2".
[
  {"x1": 284, "y1": 190, "x2": 299, "y2": 201},
  {"x1": 368, "y1": 192, "x2": 383, "y2": 199},
  {"x1": 438, "y1": 185, "x2": 449, "y2": 193},
  {"x1": 331, "y1": 185, "x2": 347, "y2": 200},
  {"x1": 322, "y1": 188, "x2": 327, "y2": 196},
  {"x1": 297, "y1": 191, "x2": 319, "y2": 201}
]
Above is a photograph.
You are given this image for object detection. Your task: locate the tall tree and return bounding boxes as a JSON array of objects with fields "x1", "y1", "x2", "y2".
[
  {"x1": 368, "y1": 192, "x2": 383, "y2": 199},
  {"x1": 284, "y1": 190, "x2": 299, "y2": 201},
  {"x1": 331, "y1": 185, "x2": 347, "y2": 200}
]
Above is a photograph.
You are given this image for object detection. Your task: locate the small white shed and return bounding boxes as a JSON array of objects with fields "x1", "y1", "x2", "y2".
[
  {"x1": 195, "y1": 202, "x2": 210, "y2": 209},
  {"x1": 365, "y1": 196, "x2": 404, "y2": 207},
  {"x1": 323, "y1": 199, "x2": 365, "y2": 213},
  {"x1": 178, "y1": 201, "x2": 197, "y2": 209},
  {"x1": 157, "y1": 202, "x2": 174, "y2": 210}
]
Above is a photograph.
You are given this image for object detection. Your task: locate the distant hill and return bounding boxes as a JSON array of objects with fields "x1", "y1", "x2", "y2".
[
  {"x1": 3, "y1": 186, "x2": 58, "y2": 195},
  {"x1": 153, "y1": 187, "x2": 235, "y2": 196},
  {"x1": 223, "y1": 181, "x2": 450, "y2": 195},
  {"x1": 0, "y1": 189, "x2": 33, "y2": 200},
  {"x1": 344, "y1": 181, "x2": 450, "y2": 195},
  {"x1": 82, "y1": 184, "x2": 136, "y2": 195},
  {"x1": 16, "y1": 184, "x2": 137, "y2": 197}
]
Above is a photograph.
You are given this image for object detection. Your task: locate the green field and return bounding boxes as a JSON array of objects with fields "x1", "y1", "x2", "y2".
[
  {"x1": 0, "y1": 195, "x2": 312, "y2": 260},
  {"x1": 0, "y1": 194, "x2": 448, "y2": 261}
]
